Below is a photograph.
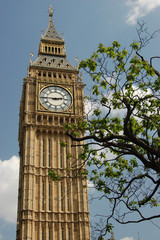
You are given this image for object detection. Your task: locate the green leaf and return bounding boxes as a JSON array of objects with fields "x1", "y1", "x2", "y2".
[
  {"x1": 48, "y1": 170, "x2": 60, "y2": 181},
  {"x1": 130, "y1": 42, "x2": 140, "y2": 50}
]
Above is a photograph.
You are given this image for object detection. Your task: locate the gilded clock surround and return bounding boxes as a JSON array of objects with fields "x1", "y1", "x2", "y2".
[
  {"x1": 37, "y1": 83, "x2": 74, "y2": 113},
  {"x1": 16, "y1": 5, "x2": 91, "y2": 240}
]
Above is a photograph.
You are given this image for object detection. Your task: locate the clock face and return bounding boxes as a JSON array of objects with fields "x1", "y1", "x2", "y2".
[{"x1": 40, "y1": 86, "x2": 72, "y2": 112}]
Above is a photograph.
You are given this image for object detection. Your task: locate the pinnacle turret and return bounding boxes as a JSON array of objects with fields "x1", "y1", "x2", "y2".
[{"x1": 111, "y1": 232, "x2": 115, "y2": 240}]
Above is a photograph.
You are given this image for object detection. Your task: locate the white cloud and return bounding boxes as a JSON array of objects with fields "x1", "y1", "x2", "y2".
[
  {"x1": 126, "y1": 0, "x2": 160, "y2": 25},
  {"x1": 85, "y1": 96, "x2": 111, "y2": 118},
  {"x1": 120, "y1": 237, "x2": 134, "y2": 240},
  {"x1": 87, "y1": 180, "x2": 95, "y2": 195},
  {"x1": 0, "y1": 156, "x2": 19, "y2": 223},
  {"x1": 85, "y1": 99, "x2": 101, "y2": 117},
  {"x1": 87, "y1": 180, "x2": 95, "y2": 188}
]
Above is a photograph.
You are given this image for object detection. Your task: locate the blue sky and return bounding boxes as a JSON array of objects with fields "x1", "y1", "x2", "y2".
[{"x1": 1, "y1": 0, "x2": 160, "y2": 239}]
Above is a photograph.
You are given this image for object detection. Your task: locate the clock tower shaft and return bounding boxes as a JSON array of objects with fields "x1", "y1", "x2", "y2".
[{"x1": 16, "y1": 6, "x2": 91, "y2": 240}]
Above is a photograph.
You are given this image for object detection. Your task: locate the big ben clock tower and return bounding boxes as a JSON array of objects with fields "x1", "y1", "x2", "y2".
[{"x1": 16, "y1": 6, "x2": 91, "y2": 240}]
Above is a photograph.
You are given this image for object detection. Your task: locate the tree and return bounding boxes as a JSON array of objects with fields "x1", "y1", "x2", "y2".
[{"x1": 64, "y1": 22, "x2": 160, "y2": 237}]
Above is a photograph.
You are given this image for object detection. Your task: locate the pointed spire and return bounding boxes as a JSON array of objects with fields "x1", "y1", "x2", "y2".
[
  {"x1": 62, "y1": 32, "x2": 64, "y2": 41},
  {"x1": 42, "y1": 5, "x2": 62, "y2": 41},
  {"x1": 30, "y1": 51, "x2": 33, "y2": 65},
  {"x1": 75, "y1": 56, "x2": 78, "y2": 68},
  {"x1": 41, "y1": 29, "x2": 44, "y2": 38},
  {"x1": 111, "y1": 232, "x2": 115, "y2": 240},
  {"x1": 80, "y1": 72, "x2": 83, "y2": 82}
]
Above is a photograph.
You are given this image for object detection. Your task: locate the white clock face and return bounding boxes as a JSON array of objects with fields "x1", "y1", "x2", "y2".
[{"x1": 40, "y1": 86, "x2": 72, "y2": 112}]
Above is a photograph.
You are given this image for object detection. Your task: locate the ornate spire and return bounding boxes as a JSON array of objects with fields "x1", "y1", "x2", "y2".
[{"x1": 42, "y1": 5, "x2": 62, "y2": 41}]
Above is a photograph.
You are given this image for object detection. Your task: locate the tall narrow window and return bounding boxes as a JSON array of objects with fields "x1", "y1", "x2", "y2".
[
  {"x1": 42, "y1": 182, "x2": 45, "y2": 210},
  {"x1": 60, "y1": 143, "x2": 63, "y2": 168},
  {"x1": 49, "y1": 182, "x2": 51, "y2": 210},
  {"x1": 61, "y1": 182, "x2": 63, "y2": 211},
  {"x1": 42, "y1": 229, "x2": 44, "y2": 240},
  {"x1": 48, "y1": 139, "x2": 51, "y2": 167},
  {"x1": 49, "y1": 229, "x2": 51, "y2": 240},
  {"x1": 67, "y1": 182, "x2": 70, "y2": 211},
  {"x1": 62, "y1": 229, "x2": 64, "y2": 240},
  {"x1": 43, "y1": 139, "x2": 45, "y2": 167},
  {"x1": 68, "y1": 230, "x2": 70, "y2": 240},
  {"x1": 53, "y1": 73, "x2": 56, "y2": 78},
  {"x1": 66, "y1": 142, "x2": 68, "y2": 167}
]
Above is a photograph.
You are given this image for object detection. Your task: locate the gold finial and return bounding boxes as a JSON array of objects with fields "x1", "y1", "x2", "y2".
[
  {"x1": 75, "y1": 56, "x2": 78, "y2": 68},
  {"x1": 30, "y1": 52, "x2": 33, "y2": 65},
  {"x1": 48, "y1": 5, "x2": 54, "y2": 17},
  {"x1": 111, "y1": 231, "x2": 115, "y2": 240},
  {"x1": 62, "y1": 32, "x2": 64, "y2": 41},
  {"x1": 41, "y1": 29, "x2": 44, "y2": 38},
  {"x1": 63, "y1": 44, "x2": 66, "y2": 55}
]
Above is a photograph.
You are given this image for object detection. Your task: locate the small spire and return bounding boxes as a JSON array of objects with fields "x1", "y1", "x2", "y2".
[
  {"x1": 63, "y1": 44, "x2": 66, "y2": 55},
  {"x1": 75, "y1": 56, "x2": 78, "y2": 68},
  {"x1": 30, "y1": 51, "x2": 34, "y2": 65},
  {"x1": 80, "y1": 72, "x2": 83, "y2": 82},
  {"x1": 62, "y1": 32, "x2": 64, "y2": 41},
  {"x1": 48, "y1": 5, "x2": 54, "y2": 17},
  {"x1": 41, "y1": 29, "x2": 44, "y2": 38},
  {"x1": 111, "y1": 231, "x2": 115, "y2": 240},
  {"x1": 43, "y1": 5, "x2": 61, "y2": 40}
]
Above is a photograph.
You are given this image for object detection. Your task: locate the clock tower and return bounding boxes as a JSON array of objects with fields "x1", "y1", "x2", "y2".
[{"x1": 16, "y1": 6, "x2": 91, "y2": 240}]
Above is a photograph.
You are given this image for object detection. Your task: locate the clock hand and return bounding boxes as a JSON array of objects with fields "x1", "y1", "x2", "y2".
[
  {"x1": 51, "y1": 97, "x2": 63, "y2": 100},
  {"x1": 40, "y1": 97, "x2": 63, "y2": 100}
]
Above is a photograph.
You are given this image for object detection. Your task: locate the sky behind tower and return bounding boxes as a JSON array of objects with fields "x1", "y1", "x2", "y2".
[{"x1": 0, "y1": 0, "x2": 160, "y2": 239}]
